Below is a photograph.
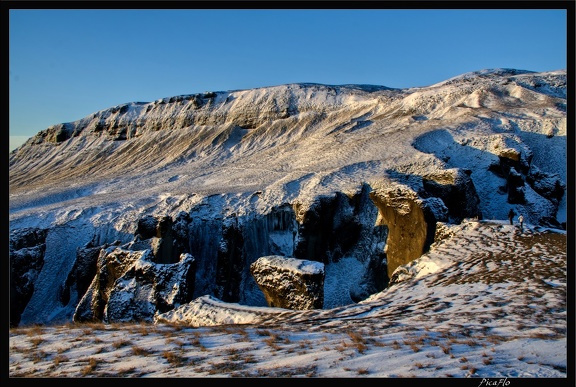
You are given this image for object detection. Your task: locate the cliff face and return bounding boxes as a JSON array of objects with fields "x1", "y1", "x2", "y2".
[
  {"x1": 370, "y1": 187, "x2": 435, "y2": 278},
  {"x1": 9, "y1": 69, "x2": 567, "y2": 326}
]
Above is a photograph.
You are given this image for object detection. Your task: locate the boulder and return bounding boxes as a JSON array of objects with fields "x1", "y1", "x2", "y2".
[{"x1": 250, "y1": 256, "x2": 324, "y2": 310}]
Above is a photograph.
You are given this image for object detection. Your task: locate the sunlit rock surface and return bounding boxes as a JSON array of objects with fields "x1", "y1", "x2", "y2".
[
  {"x1": 250, "y1": 255, "x2": 325, "y2": 310},
  {"x1": 9, "y1": 69, "x2": 567, "y2": 326}
]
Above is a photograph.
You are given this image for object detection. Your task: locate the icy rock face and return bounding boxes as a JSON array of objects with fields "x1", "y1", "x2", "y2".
[
  {"x1": 250, "y1": 256, "x2": 325, "y2": 310},
  {"x1": 135, "y1": 214, "x2": 182, "y2": 264},
  {"x1": 293, "y1": 184, "x2": 389, "y2": 305},
  {"x1": 58, "y1": 242, "x2": 107, "y2": 313},
  {"x1": 184, "y1": 195, "x2": 387, "y2": 308},
  {"x1": 9, "y1": 228, "x2": 48, "y2": 327},
  {"x1": 184, "y1": 203, "x2": 299, "y2": 306},
  {"x1": 73, "y1": 246, "x2": 195, "y2": 323}
]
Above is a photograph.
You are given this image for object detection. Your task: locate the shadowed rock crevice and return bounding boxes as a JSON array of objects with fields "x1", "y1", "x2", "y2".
[
  {"x1": 215, "y1": 218, "x2": 245, "y2": 303},
  {"x1": 9, "y1": 228, "x2": 48, "y2": 327},
  {"x1": 421, "y1": 168, "x2": 482, "y2": 223}
]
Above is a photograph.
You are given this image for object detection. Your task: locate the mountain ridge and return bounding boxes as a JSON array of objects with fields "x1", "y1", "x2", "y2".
[
  {"x1": 9, "y1": 68, "x2": 567, "y2": 327},
  {"x1": 10, "y1": 68, "x2": 566, "y2": 221}
]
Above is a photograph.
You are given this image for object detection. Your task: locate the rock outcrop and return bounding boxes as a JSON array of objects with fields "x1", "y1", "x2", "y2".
[
  {"x1": 73, "y1": 246, "x2": 195, "y2": 323},
  {"x1": 421, "y1": 168, "x2": 482, "y2": 222},
  {"x1": 9, "y1": 228, "x2": 48, "y2": 327},
  {"x1": 250, "y1": 256, "x2": 325, "y2": 310},
  {"x1": 370, "y1": 186, "x2": 448, "y2": 278}
]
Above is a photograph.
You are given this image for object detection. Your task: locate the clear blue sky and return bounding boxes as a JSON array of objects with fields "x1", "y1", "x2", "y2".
[{"x1": 9, "y1": 8, "x2": 568, "y2": 150}]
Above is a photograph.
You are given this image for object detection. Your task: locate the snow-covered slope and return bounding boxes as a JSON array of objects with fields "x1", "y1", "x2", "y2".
[
  {"x1": 9, "y1": 69, "x2": 567, "y2": 220},
  {"x1": 9, "y1": 69, "x2": 567, "y2": 327}
]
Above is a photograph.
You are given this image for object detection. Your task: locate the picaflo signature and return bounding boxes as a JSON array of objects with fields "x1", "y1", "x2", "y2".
[{"x1": 478, "y1": 378, "x2": 510, "y2": 387}]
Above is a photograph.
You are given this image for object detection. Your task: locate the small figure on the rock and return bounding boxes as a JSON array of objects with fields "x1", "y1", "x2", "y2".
[
  {"x1": 508, "y1": 208, "x2": 516, "y2": 225},
  {"x1": 518, "y1": 214, "x2": 524, "y2": 232}
]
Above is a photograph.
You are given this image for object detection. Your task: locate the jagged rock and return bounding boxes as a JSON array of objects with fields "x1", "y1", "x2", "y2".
[
  {"x1": 422, "y1": 168, "x2": 482, "y2": 222},
  {"x1": 58, "y1": 242, "x2": 105, "y2": 308},
  {"x1": 36, "y1": 123, "x2": 75, "y2": 144},
  {"x1": 250, "y1": 255, "x2": 324, "y2": 310},
  {"x1": 135, "y1": 214, "x2": 181, "y2": 264},
  {"x1": 215, "y1": 218, "x2": 245, "y2": 302},
  {"x1": 292, "y1": 186, "x2": 389, "y2": 306},
  {"x1": 9, "y1": 228, "x2": 48, "y2": 327},
  {"x1": 136, "y1": 215, "x2": 160, "y2": 239},
  {"x1": 432, "y1": 221, "x2": 459, "y2": 246},
  {"x1": 370, "y1": 186, "x2": 447, "y2": 278},
  {"x1": 526, "y1": 166, "x2": 565, "y2": 206},
  {"x1": 73, "y1": 246, "x2": 196, "y2": 323}
]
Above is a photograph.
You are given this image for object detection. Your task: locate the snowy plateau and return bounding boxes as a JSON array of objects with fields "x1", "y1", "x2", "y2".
[{"x1": 8, "y1": 68, "x2": 569, "y2": 378}]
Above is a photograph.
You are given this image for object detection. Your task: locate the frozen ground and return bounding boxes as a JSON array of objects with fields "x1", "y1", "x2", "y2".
[{"x1": 9, "y1": 220, "x2": 567, "y2": 378}]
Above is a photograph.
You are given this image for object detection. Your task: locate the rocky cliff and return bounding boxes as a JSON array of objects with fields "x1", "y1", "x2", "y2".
[{"x1": 9, "y1": 69, "x2": 567, "y2": 326}]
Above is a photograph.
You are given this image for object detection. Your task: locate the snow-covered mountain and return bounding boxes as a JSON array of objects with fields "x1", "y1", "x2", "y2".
[{"x1": 9, "y1": 68, "x2": 567, "y2": 330}]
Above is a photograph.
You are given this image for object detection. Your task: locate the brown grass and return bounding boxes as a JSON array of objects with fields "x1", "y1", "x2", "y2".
[
  {"x1": 52, "y1": 354, "x2": 69, "y2": 366},
  {"x1": 30, "y1": 337, "x2": 45, "y2": 347},
  {"x1": 131, "y1": 345, "x2": 154, "y2": 356},
  {"x1": 440, "y1": 344, "x2": 451, "y2": 354},
  {"x1": 206, "y1": 360, "x2": 245, "y2": 374},
  {"x1": 25, "y1": 325, "x2": 45, "y2": 337},
  {"x1": 162, "y1": 350, "x2": 186, "y2": 366},
  {"x1": 30, "y1": 350, "x2": 47, "y2": 364},
  {"x1": 80, "y1": 357, "x2": 99, "y2": 376},
  {"x1": 112, "y1": 338, "x2": 132, "y2": 349},
  {"x1": 347, "y1": 331, "x2": 369, "y2": 353}
]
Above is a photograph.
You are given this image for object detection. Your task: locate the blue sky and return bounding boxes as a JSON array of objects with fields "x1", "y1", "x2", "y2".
[{"x1": 9, "y1": 8, "x2": 568, "y2": 151}]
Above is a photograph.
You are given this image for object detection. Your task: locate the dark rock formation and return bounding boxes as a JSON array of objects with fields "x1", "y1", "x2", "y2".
[
  {"x1": 58, "y1": 241, "x2": 107, "y2": 309},
  {"x1": 9, "y1": 228, "x2": 48, "y2": 327},
  {"x1": 73, "y1": 246, "x2": 195, "y2": 323},
  {"x1": 215, "y1": 217, "x2": 245, "y2": 302},
  {"x1": 186, "y1": 203, "x2": 299, "y2": 306},
  {"x1": 250, "y1": 255, "x2": 324, "y2": 310},
  {"x1": 136, "y1": 215, "x2": 161, "y2": 239},
  {"x1": 135, "y1": 214, "x2": 182, "y2": 264},
  {"x1": 507, "y1": 167, "x2": 526, "y2": 204},
  {"x1": 421, "y1": 168, "x2": 482, "y2": 222},
  {"x1": 293, "y1": 184, "x2": 389, "y2": 302},
  {"x1": 487, "y1": 144, "x2": 532, "y2": 204},
  {"x1": 526, "y1": 166, "x2": 565, "y2": 206}
]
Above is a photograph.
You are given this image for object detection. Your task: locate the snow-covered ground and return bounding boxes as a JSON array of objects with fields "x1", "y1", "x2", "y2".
[
  {"x1": 9, "y1": 69, "x2": 569, "y2": 378},
  {"x1": 9, "y1": 220, "x2": 567, "y2": 378}
]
